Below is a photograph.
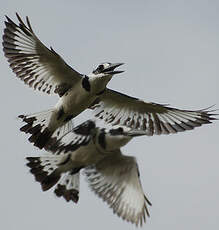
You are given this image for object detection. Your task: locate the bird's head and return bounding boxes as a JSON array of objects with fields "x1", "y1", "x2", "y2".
[
  {"x1": 92, "y1": 62, "x2": 124, "y2": 76},
  {"x1": 86, "y1": 62, "x2": 124, "y2": 94},
  {"x1": 97, "y1": 125, "x2": 145, "y2": 151}
]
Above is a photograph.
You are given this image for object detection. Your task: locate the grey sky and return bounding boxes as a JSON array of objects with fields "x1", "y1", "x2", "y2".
[{"x1": 1, "y1": 1, "x2": 218, "y2": 229}]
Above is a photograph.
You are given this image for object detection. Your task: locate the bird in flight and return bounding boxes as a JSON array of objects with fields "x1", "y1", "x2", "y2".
[
  {"x1": 26, "y1": 119, "x2": 151, "y2": 226},
  {"x1": 2, "y1": 13, "x2": 124, "y2": 149},
  {"x1": 2, "y1": 13, "x2": 217, "y2": 150}
]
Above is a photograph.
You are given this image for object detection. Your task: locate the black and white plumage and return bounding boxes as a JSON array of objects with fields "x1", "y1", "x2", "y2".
[
  {"x1": 26, "y1": 120, "x2": 151, "y2": 226},
  {"x1": 26, "y1": 155, "x2": 80, "y2": 202},
  {"x1": 84, "y1": 155, "x2": 151, "y2": 226},
  {"x1": 2, "y1": 13, "x2": 124, "y2": 149},
  {"x1": 3, "y1": 14, "x2": 216, "y2": 150},
  {"x1": 91, "y1": 89, "x2": 217, "y2": 136}
]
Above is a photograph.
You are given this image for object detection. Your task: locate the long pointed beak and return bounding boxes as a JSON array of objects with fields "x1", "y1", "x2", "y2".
[
  {"x1": 124, "y1": 130, "x2": 146, "y2": 137},
  {"x1": 103, "y1": 63, "x2": 124, "y2": 75}
]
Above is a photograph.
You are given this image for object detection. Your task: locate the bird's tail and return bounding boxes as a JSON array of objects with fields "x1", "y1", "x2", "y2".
[
  {"x1": 26, "y1": 155, "x2": 80, "y2": 202},
  {"x1": 19, "y1": 109, "x2": 73, "y2": 149},
  {"x1": 54, "y1": 170, "x2": 80, "y2": 203}
]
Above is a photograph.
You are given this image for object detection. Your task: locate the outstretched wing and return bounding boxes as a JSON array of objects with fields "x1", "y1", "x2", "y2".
[
  {"x1": 92, "y1": 88, "x2": 216, "y2": 136},
  {"x1": 84, "y1": 151, "x2": 151, "y2": 226},
  {"x1": 3, "y1": 13, "x2": 82, "y2": 96},
  {"x1": 47, "y1": 120, "x2": 96, "y2": 154}
]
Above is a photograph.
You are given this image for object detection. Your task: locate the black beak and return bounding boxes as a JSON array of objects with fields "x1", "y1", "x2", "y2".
[
  {"x1": 124, "y1": 130, "x2": 146, "y2": 137},
  {"x1": 103, "y1": 63, "x2": 124, "y2": 75},
  {"x1": 110, "y1": 127, "x2": 146, "y2": 137}
]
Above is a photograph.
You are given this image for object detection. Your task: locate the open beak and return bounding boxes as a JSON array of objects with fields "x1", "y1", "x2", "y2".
[
  {"x1": 124, "y1": 130, "x2": 146, "y2": 137},
  {"x1": 103, "y1": 63, "x2": 124, "y2": 75}
]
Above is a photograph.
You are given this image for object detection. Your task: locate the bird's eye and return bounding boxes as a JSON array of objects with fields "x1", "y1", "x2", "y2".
[
  {"x1": 97, "y1": 64, "x2": 104, "y2": 72},
  {"x1": 93, "y1": 64, "x2": 104, "y2": 74},
  {"x1": 117, "y1": 127, "x2": 123, "y2": 133}
]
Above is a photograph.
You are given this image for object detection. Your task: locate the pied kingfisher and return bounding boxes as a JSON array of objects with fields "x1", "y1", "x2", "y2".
[
  {"x1": 3, "y1": 13, "x2": 124, "y2": 149},
  {"x1": 3, "y1": 14, "x2": 217, "y2": 151},
  {"x1": 26, "y1": 120, "x2": 151, "y2": 226}
]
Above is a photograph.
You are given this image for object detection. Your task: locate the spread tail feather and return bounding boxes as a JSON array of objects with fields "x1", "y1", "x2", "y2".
[
  {"x1": 54, "y1": 171, "x2": 80, "y2": 203},
  {"x1": 19, "y1": 109, "x2": 74, "y2": 149},
  {"x1": 19, "y1": 109, "x2": 54, "y2": 149}
]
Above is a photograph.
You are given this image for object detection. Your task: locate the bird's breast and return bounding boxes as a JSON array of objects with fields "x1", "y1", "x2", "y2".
[
  {"x1": 70, "y1": 143, "x2": 103, "y2": 166},
  {"x1": 59, "y1": 86, "x2": 97, "y2": 115}
]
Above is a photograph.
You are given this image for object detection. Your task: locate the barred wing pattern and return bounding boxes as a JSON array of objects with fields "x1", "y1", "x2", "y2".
[
  {"x1": 3, "y1": 13, "x2": 82, "y2": 96},
  {"x1": 47, "y1": 120, "x2": 95, "y2": 154},
  {"x1": 84, "y1": 152, "x2": 151, "y2": 226},
  {"x1": 93, "y1": 89, "x2": 216, "y2": 136},
  {"x1": 26, "y1": 155, "x2": 80, "y2": 203}
]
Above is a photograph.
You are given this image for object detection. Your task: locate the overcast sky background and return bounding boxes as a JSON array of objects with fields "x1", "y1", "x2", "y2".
[{"x1": 1, "y1": 1, "x2": 218, "y2": 229}]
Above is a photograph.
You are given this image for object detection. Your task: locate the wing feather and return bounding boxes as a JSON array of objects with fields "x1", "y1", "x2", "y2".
[
  {"x1": 92, "y1": 89, "x2": 217, "y2": 135},
  {"x1": 3, "y1": 13, "x2": 82, "y2": 96},
  {"x1": 46, "y1": 120, "x2": 95, "y2": 154},
  {"x1": 84, "y1": 152, "x2": 151, "y2": 226}
]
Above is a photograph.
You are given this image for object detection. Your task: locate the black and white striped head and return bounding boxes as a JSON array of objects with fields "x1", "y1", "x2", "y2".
[
  {"x1": 84, "y1": 62, "x2": 124, "y2": 94},
  {"x1": 92, "y1": 62, "x2": 124, "y2": 76},
  {"x1": 97, "y1": 125, "x2": 145, "y2": 151}
]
